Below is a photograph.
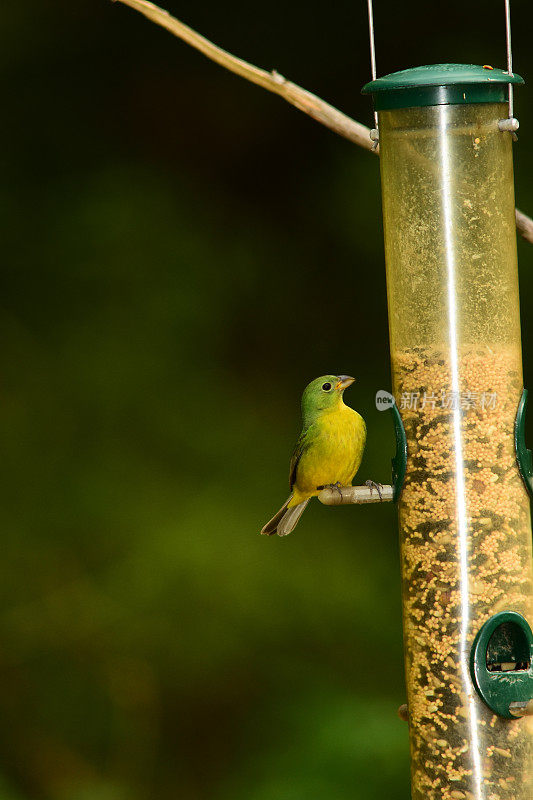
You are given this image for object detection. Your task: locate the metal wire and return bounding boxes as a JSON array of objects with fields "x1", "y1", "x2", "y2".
[
  {"x1": 366, "y1": 0, "x2": 378, "y2": 129},
  {"x1": 504, "y1": 0, "x2": 514, "y2": 119}
]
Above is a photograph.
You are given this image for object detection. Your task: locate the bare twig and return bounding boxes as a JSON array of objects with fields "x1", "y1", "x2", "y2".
[
  {"x1": 113, "y1": 0, "x2": 373, "y2": 152},
  {"x1": 318, "y1": 484, "x2": 393, "y2": 505},
  {"x1": 515, "y1": 209, "x2": 533, "y2": 244},
  {"x1": 114, "y1": 0, "x2": 533, "y2": 243}
]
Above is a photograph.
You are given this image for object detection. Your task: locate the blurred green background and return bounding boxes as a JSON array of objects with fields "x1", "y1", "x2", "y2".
[{"x1": 1, "y1": 2, "x2": 533, "y2": 798}]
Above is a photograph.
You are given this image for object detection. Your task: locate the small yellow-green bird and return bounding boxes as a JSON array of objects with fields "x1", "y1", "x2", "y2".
[{"x1": 261, "y1": 374, "x2": 367, "y2": 537}]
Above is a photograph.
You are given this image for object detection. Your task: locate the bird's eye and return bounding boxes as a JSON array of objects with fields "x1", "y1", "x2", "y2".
[{"x1": 322, "y1": 382, "x2": 332, "y2": 392}]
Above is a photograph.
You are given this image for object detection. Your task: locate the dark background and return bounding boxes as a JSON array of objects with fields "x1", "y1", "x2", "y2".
[{"x1": 1, "y1": 2, "x2": 533, "y2": 798}]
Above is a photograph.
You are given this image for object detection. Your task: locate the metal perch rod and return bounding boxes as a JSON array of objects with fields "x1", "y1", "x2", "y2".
[
  {"x1": 318, "y1": 484, "x2": 394, "y2": 505},
  {"x1": 509, "y1": 700, "x2": 533, "y2": 717}
]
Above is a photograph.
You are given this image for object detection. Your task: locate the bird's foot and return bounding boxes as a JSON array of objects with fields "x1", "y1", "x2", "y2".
[
  {"x1": 365, "y1": 479, "x2": 384, "y2": 501},
  {"x1": 317, "y1": 481, "x2": 344, "y2": 499}
]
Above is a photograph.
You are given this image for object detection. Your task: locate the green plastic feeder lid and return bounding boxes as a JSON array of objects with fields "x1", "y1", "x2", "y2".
[{"x1": 362, "y1": 63, "x2": 524, "y2": 110}]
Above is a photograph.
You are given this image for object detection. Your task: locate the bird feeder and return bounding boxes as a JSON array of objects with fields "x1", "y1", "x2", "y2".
[{"x1": 363, "y1": 64, "x2": 533, "y2": 799}]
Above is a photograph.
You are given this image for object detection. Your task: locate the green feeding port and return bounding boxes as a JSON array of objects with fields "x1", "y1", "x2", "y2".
[
  {"x1": 361, "y1": 63, "x2": 524, "y2": 110},
  {"x1": 470, "y1": 612, "x2": 533, "y2": 719},
  {"x1": 389, "y1": 402, "x2": 406, "y2": 503},
  {"x1": 515, "y1": 388, "x2": 533, "y2": 498}
]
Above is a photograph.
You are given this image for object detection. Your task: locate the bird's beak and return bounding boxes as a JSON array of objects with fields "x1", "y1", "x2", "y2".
[{"x1": 336, "y1": 375, "x2": 356, "y2": 390}]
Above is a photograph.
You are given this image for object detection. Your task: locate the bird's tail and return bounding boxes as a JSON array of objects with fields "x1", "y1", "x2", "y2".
[{"x1": 260, "y1": 495, "x2": 310, "y2": 537}]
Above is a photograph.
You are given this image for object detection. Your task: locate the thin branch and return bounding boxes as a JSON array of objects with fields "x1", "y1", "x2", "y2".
[
  {"x1": 515, "y1": 209, "x2": 533, "y2": 245},
  {"x1": 114, "y1": 0, "x2": 533, "y2": 244},
  {"x1": 318, "y1": 484, "x2": 393, "y2": 505},
  {"x1": 113, "y1": 0, "x2": 373, "y2": 151}
]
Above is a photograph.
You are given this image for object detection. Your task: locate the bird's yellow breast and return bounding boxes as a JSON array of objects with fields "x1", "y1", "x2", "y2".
[{"x1": 292, "y1": 404, "x2": 366, "y2": 503}]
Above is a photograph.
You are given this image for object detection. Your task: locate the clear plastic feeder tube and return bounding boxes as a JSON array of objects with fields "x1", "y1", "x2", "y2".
[{"x1": 379, "y1": 100, "x2": 533, "y2": 799}]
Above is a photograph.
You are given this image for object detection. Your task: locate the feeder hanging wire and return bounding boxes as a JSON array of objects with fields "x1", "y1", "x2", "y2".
[
  {"x1": 367, "y1": 1, "x2": 520, "y2": 137},
  {"x1": 505, "y1": 0, "x2": 514, "y2": 120}
]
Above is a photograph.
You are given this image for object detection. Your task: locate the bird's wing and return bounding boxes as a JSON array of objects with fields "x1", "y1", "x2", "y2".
[
  {"x1": 289, "y1": 431, "x2": 307, "y2": 490},
  {"x1": 289, "y1": 425, "x2": 318, "y2": 489}
]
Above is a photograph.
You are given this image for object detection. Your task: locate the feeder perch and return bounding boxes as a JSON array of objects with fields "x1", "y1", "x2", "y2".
[{"x1": 363, "y1": 61, "x2": 533, "y2": 800}]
